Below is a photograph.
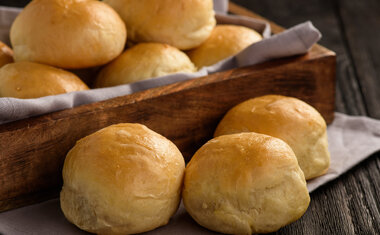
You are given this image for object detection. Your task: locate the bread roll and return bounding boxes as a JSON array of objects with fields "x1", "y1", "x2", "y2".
[
  {"x1": 94, "y1": 43, "x2": 196, "y2": 88},
  {"x1": 0, "y1": 41, "x2": 13, "y2": 68},
  {"x1": 60, "y1": 123, "x2": 185, "y2": 234},
  {"x1": 214, "y1": 95, "x2": 330, "y2": 180},
  {"x1": 183, "y1": 132, "x2": 310, "y2": 234},
  {"x1": 103, "y1": 0, "x2": 215, "y2": 50},
  {"x1": 0, "y1": 62, "x2": 88, "y2": 99},
  {"x1": 10, "y1": 0, "x2": 126, "y2": 69},
  {"x1": 187, "y1": 25, "x2": 262, "y2": 68}
]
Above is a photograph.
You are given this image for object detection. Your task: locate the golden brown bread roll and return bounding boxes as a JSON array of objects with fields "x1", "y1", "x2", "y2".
[
  {"x1": 187, "y1": 25, "x2": 262, "y2": 68},
  {"x1": 60, "y1": 123, "x2": 185, "y2": 234},
  {"x1": 94, "y1": 43, "x2": 196, "y2": 88},
  {"x1": 0, "y1": 41, "x2": 13, "y2": 68},
  {"x1": 103, "y1": 0, "x2": 216, "y2": 50},
  {"x1": 183, "y1": 132, "x2": 310, "y2": 234},
  {"x1": 214, "y1": 95, "x2": 330, "y2": 180},
  {"x1": 10, "y1": 0, "x2": 127, "y2": 69},
  {"x1": 0, "y1": 61, "x2": 88, "y2": 99}
]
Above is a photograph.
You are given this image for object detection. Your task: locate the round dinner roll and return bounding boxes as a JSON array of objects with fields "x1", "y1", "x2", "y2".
[
  {"x1": 183, "y1": 133, "x2": 310, "y2": 234},
  {"x1": 214, "y1": 95, "x2": 330, "y2": 180},
  {"x1": 94, "y1": 43, "x2": 196, "y2": 88},
  {"x1": 103, "y1": 0, "x2": 216, "y2": 50},
  {"x1": 60, "y1": 123, "x2": 185, "y2": 234},
  {"x1": 10, "y1": 0, "x2": 126, "y2": 69},
  {"x1": 0, "y1": 41, "x2": 13, "y2": 67},
  {"x1": 187, "y1": 25, "x2": 262, "y2": 68},
  {"x1": 0, "y1": 61, "x2": 88, "y2": 99}
]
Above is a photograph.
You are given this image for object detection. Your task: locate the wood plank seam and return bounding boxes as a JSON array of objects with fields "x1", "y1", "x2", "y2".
[{"x1": 332, "y1": 0, "x2": 369, "y2": 116}]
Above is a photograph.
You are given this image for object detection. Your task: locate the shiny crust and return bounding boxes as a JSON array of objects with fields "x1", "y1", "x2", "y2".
[
  {"x1": 0, "y1": 61, "x2": 88, "y2": 99},
  {"x1": 187, "y1": 25, "x2": 262, "y2": 69},
  {"x1": 214, "y1": 95, "x2": 330, "y2": 180},
  {"x1": 94, "y1": 43, "x2": 196, "y2": 88},
  {"x1": 104, "y1": 0, "x2": 216, "y2": 50},
  {"x1": 0, "y1": 41, "x2": 13, "y2": 68},
  {"x1": 183, "y1": 132, "x2": 310, "y2": 234},
  {"x1": 10, "y1": 0, "x2": 127, "y2": 69},
  {"x1": 60, "y1": 123, "x2": 185, "y2": 234}
]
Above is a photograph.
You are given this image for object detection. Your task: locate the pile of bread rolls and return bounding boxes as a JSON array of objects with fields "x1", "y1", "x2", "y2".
[
  {"x1": 0, "y1": 0, "x2": 263, "y2": 99},
  {"x1": 61, "y1": 95, "x2": 330, "y2": 234},
  {"x1": 0, "y1": 0, "x2": 331, "y2": 234}
]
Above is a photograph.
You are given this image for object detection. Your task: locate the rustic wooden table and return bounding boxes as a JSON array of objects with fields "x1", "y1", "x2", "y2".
[
  {"x1": 0, "y1": 0, "x2": 379, "y2": 234},
  {"x1": 231, "y1": 1, "x2": 380, "y2": 234}
]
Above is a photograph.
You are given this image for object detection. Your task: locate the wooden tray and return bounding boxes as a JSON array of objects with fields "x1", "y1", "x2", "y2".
[{"x1": 0, "y1": 2, "x2": 336, "y2": 212}]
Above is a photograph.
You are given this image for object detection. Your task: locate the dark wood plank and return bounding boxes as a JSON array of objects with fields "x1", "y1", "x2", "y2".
[
  {"x1": 231, "y1": 1, "x2": 380, "y2": 234},
  {"x1": 332, "y1": 1, "x2": 380, "y2": 233},
  {"x1": 337, "y1": 0, "x2": 380, "y2": 119},
  {"x1": 231, "y1": 0, "x2": 367, "y2": 116}
]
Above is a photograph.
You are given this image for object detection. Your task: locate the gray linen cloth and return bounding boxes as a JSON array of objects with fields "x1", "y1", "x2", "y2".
[
  {"x1": 0, "y1": 4, "x2": 321, "y2": 124},
  {"x1": 0, "y1": 112, "x2": 379, "y2": 234},
  {"x1": 213, "y1": 0, "x2": 229, "y2": 13}
]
